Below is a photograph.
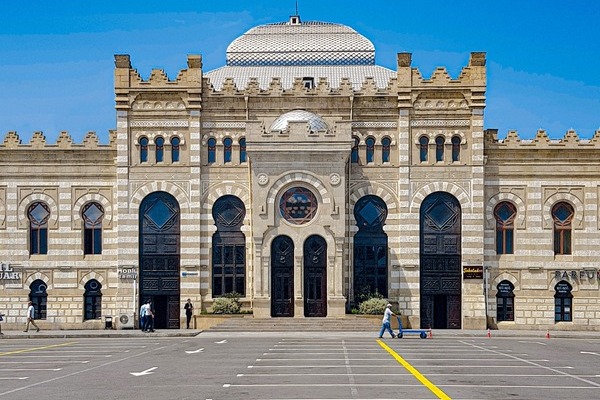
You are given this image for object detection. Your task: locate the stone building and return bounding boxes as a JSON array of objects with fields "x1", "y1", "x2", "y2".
[{"x1": 1, "y1": 15, "x2": 599, "y2": 331}]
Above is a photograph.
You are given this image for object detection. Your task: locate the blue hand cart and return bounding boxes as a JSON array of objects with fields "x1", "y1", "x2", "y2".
[{"x1": 396, "y1": 316, "x2": 428, "y2": 339}]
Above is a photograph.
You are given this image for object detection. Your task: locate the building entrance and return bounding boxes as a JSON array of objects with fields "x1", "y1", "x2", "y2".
[
  {"x1": 139, "y1": 192, "x2": 181, "y2": 329},
  {"x1": 304, "y1": 235, "x2": 327, "y2": 317},
  {"x1": 271, "y1": 235, "x2": 294, "y2": 317},
  {"x1": 420, "y1": 192, "x2": 462, "y2": 329}
]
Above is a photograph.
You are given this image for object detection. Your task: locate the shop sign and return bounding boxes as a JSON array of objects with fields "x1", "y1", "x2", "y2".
[
  {"x1": 554, "y1": 269, "x2": 600, "y2": 282},
  {"x1": 0, "y1": 263, "x2": 22, "y2": 280},
  {"x1": 463, "y1": 266, "x2": 483, "y2": 279},
  {"x1": 118, "y1": 267, "x2": 137, "y2": 280}
]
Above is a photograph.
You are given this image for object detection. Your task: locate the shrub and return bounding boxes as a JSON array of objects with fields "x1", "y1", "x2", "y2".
[
  {"x1": 212, "y1": 292, "x2": 242, "y2": 314},
  {"x1": 358, "y1": 297, "x2": 388, "y2": 315}
]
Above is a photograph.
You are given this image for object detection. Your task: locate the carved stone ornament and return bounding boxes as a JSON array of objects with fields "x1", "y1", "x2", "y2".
[
  {"x1": 257, "y1": 173, "x2": 269, "y2": 186},
  {"x1": 329, "y1": 173, "x2": 341, "y2": 186}
]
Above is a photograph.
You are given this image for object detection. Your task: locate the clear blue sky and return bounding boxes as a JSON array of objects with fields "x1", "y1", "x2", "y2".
[{"x1": 1, "y1": 1, "x2": 599, "y2": 143}]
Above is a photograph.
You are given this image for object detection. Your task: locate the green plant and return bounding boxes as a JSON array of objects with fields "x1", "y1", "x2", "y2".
[
  {"x1": 354, "y1": 287, "x2": 384, "y2": 305},
  {"x1": 212, "y1": 292, "x2": 242, "y2": 314},
  {"x1": 357, "y1": 297, "x2": 388, "y2": 315}
]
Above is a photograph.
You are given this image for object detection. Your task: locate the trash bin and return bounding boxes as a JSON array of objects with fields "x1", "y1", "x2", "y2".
[{"x1": 104, "y1": 316, "x2": 113, "y2": 330}]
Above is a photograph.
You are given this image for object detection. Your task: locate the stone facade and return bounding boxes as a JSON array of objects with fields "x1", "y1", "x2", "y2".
[{"x1": 0, "y1": 16, "x2": 599, "y2": 331}]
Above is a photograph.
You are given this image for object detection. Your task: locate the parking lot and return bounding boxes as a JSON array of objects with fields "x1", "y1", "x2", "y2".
[{"x1": 1, "y1": 332, "x2": 599, "y2": 399}]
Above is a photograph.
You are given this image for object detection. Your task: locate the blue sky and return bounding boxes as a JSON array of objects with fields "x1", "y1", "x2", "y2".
[{"x1": 1, "y1": 1, "x2": 599, "y2": 143}]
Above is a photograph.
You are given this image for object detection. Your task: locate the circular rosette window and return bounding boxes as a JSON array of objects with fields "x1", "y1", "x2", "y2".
[{"x1": 279, "y1": 187, "x2": 318, "y2": 225}]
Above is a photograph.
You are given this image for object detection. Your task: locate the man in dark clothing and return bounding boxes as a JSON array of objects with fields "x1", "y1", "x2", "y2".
[{"x1": 184, "y1": 298, "x2": 194, "y2": 329}]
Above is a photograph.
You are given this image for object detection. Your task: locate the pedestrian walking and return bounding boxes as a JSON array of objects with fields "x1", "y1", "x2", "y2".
[
  {"x1": 378, "y1": 303, "x2": 396, "y2": 338},
  {"x1": 144, "y1": 300, "x2": 155, "y2": 332},
  {"x1": 139, "y1": 301, "x2": 147, "y2": 331},
  {"x1": 184, "y1": 298, "x2": 194, "y2": 329},
  {"x1": 24, "y1": 301, "x2": 40, "y2": 332}
]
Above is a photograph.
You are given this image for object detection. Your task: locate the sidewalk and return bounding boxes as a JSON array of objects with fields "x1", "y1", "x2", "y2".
[
  {"x1": 0, "y1": 328, "x2": 201, "y2": 339},
  {"x1": 0, "y1": 328, "x2": 597, "y2": 339}
]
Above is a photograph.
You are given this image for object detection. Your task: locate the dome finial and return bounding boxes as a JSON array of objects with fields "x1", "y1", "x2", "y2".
[{"x1": 289, "y1": 0, "x2": 301, "y2": 25}]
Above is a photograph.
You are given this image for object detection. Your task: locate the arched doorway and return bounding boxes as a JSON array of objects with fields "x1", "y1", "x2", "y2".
[
  {"x1": 29, "y1": 279, "x2": 47, "y2": 320},
  {"x1": 139, "y1": 192, "x2": 180, "y2": 329},
  {"x1": 353, "y1": 195, "x2": 388, "y2": 303},
  {"x1": 419, "y1": 191, "x2": 461, "y2": 329},
  {"x1": 271, "y1": 235, "x2": 294, "y2": 317},
  {"x1": 304, "y1": 235, "x2": 327, "y2": 317}
]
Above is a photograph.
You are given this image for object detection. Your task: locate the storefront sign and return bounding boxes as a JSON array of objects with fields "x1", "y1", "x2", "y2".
[
  {"x1": 555, "y1": 269, "x2": 600, "y2": 282},
  {"x1": 0, "y1": 263, "x2": 22, "y2": 280},
  {"x1": 463, "y1": 266, "x2": 483, "y2": 279},
  {"x1": 118, "y1": 267, "x2": 137, "y2": 280}
]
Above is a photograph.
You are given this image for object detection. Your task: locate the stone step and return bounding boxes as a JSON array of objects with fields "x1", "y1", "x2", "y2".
[{"x1": 206, "y1": 316, "x2": 382, "y2": 332}]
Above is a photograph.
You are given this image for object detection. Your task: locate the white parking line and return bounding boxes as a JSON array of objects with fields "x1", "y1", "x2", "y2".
[
  {"x1": 0, "y1": 361, "x2": 89, "y2": 364},
  {"x1": 0, "y1": 377, "x2": 28, "y2": 381},
  {"x1": 461, "y1": 340, "x2": 600, "y2": 387},
  {"x1": 0, "y1": 368, "x2": 61, "y2": 371},
  {"x1": 28, "y1": 350, "x2": 120, "y2": 354},
  {"x1": 0, "y1": 355, "x2": 110, "y2": 358},
  {"x1": 0, "y1": 344, "x2": 171, "y2": 398},
  {"x1": 248, "y1": 365, "x2": 408, "y2": 369}
]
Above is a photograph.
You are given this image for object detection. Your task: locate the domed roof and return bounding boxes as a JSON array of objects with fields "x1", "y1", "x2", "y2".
[
  {"x1": 270, "y1": 110, "x2": 329, "y2": 132},
  {"x1": 226, "y1": 17, "x2": 375, "y2": 67},
  {"x1": 205, "y1": 15, "x2": 396, "y2": 91}
]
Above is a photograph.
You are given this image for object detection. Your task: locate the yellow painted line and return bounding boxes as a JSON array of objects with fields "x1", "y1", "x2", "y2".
[
  {"x1": 377, "y1": 339, "x2": 451, "y2": 400},
  {"x1": 0, "y1": 342, "x2": 78, "y2": 356}
]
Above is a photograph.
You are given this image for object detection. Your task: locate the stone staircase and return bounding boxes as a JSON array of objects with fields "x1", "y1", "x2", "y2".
[{"x1": 205, "y1": 315, "x2": 381, "y2": 332}]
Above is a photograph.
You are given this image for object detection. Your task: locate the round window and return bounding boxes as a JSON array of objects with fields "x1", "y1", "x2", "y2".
[{"x1": 279, "y1": 187, "x2": 318, "y2": 225}]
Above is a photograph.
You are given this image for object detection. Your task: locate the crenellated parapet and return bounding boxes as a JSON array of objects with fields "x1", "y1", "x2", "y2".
[
  {"x1": 485, "y1": 128, "x2": 600, "y2": 148},
  {"x1": 0, "y1": 130, "x2": 116, "y2": 149},
  {"x1": 114, "y1": 54, "x2": 202, "y2": 111},
  {"x1": 202, "y1": 75, "x2": 378, "y2": 97},
  {"x1": 396, "y1": 52, "x2": 486, "y2": 110}
]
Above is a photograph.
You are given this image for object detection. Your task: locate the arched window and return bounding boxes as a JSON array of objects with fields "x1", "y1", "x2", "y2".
[
  {"x1": 239, "y1": 138, "x2": 247, "y2": 163},
  {"x1": 29, "y1": 279, "x2": 47, "y2": 319},
  {"x1": 382, "y1": 137, "x2": 391, "y2": 163},
  {"x1": 353, "y1": 195, "x2": 388, "y2": 302},
  {"x1": 351, "y1": 137, "x2": 359, "y2": 164},
  {"x1": 496, "y1": 280, "x2": 515, "y2": 322},
  {"x1": 552, "y1": 202, "x2": 574, "y2": 255},
  {"x1": 435, "y1": 136, "x2": 444, "y2": 162},
  {"x1": 223, "y1": 137, "x2": 232, "y2": 164},
  {"x1": 84, "y1": 279, "x2": 102, "y2": 320},
  {"x1": 366, "y1": 137, "x2": 375, "y2": 164},
  {"x1": 451, "y1": 136, "x2": 461, "y2": 162},
  {"x1": 82, "y1": 202, "x2": 104, "y2": 255},
  {"x1": 554, "y1": 281, "x2": 572, "y2": 322},
  {"x1": 494, "y1": 202, "x2": 516, "y2": 254},
  {"x1": 419, "y1": 136, "x2": 429, "y2": 162},
  {"x1": 212, "y1": 195, "x2": 246, "y2": 296},
  {"x1": 28, "y1": 202, "x2": 50, "y2": 255},
  {"x1": 155, "y1": 136, "x2": 164, "y2": 162},
  {"x1": 207, "y1": 138, "x2": 216, "y2": 164},
  {"x1": 139, "y1": 137, "x2": 149, "y2": 163},
  {"x1": 171, "y1": 137, "x2": 180, "y2": 162}
]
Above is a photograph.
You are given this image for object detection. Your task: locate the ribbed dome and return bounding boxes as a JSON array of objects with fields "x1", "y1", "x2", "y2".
[
  {"x1": 226, "y1": 18, "x2": 375, "y2": 67},
  {"x1": 270, "y1": 110, "x2": 329, "y2": 132}
]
